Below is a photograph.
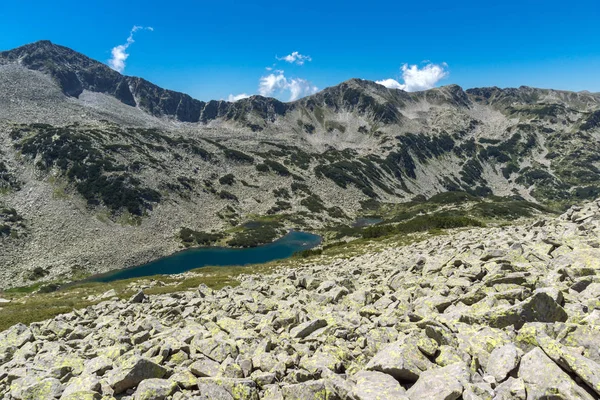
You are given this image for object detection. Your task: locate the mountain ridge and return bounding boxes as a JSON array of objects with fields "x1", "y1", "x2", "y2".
[{"x1": 3, "y1": 40, "x2": 599, "y2": 127}]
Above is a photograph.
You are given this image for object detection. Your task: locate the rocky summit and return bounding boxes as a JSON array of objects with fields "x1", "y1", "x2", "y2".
[{"x1": 1, "y1": 200, "x2": 600, "y2": 399}]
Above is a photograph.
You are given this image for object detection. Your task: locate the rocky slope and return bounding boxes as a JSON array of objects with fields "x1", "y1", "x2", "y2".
[
  {"x1": 1, "y1": 200, "x2": 600, "y2": 399},
  {"x1": 1, "y1": 41, "x2": 600, "y2": 289}
]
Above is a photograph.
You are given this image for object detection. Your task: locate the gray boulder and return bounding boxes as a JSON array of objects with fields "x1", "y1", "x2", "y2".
[
  {"x1": 133, "y1": 378, "x2": 178, "y2": 400},
  {"x1": 366, "y1": 338, "x2": 434, "y2": 381},
  {"x1": 106, "y1": 356, "x2": 167, "y2": 394},
  {"x1": 405, "y1": 362, "x2": 470, "y2": 400},
  {"x1": 352, "y1": 370, "x2": 408, "y2": 400},
  {"x1": 518, "y1": 347, "x2": 594, "y2": 400},
  {"x1": 290, "y1": 319, "x2": 327, "y2": 339},
  {"x1": 485, "y1": 343, "x2": 522, "y2": 382}
]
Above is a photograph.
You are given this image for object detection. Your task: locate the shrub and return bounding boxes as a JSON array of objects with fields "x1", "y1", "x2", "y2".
[
  {"x1": 219, "y1": 174, "x2": 235, "y2": 185},
  {"x1": 179, "y1": 228, "x2": 223, "y2": 246},
  {"x1": 362, "y1": 215, "x2": 484, "y2": 239},
  {"x1": 219, "y1": 190, "x2": 238, "y2": 202},
  {"x1": 264, "y1": 160, "x2": 290, "y2": 176},
  {"x1": 224, "y1": 149, "x2": 254, "y2": 164},
  {"x1": 301, "y1": 195, "x2": 326, "y2": 213},
  {"x1": 227, "y1": 221, "x2": 283, "y2": 248},
  {"x1": 256, "y1": 163, "x2": 270, "y2": 173},
  {"x1": 273, "y1": 188, "x2": 291, "y2": 199}
]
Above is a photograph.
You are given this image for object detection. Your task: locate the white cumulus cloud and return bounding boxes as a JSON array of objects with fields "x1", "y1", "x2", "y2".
[
  {"x1": 227, "y1": 93, "x2": 251, "y2": 102},
  {"x1": 258, "y1": 70, "x2": 318, "y2": 101},
  {"x1": 277, "y1": 51, "x2": 312, "y2": 66},
  {"x1": 376, "y1": 63, "x2": 449, "y2": 92},
  {"x1": 108, "y1": 25, "x2": 153, "y2": 73}
]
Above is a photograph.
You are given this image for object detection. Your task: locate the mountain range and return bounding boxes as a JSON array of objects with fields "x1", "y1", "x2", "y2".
[{"x1": 1, "y1": 40, "x2": 599, "y2": 289}]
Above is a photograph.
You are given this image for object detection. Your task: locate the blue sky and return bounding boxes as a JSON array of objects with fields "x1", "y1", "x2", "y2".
[{"x1": 1, "y1": 0, "x2": 599, "y2": 101}]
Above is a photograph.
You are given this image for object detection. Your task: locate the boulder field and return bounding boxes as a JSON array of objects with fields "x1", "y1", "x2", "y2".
[{"x1": 1, "y1": 200, "x2": 600, "y2": 399}]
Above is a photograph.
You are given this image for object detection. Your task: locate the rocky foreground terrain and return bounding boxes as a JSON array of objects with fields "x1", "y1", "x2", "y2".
[{"x1": 1, "y1": 199, "x2": 600, "y2": 399}]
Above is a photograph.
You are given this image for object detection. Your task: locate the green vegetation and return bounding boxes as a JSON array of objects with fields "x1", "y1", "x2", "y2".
[
  {"x1": 219, "y1": 190, "x2": 238, "y2": 202},
  {"x1": 267, "y1": 201, "x2": 292, "y2": 215},
  {"x1": 219, "y1": 174, "x2": 235, "y2": 185},
  {"x1": 0, "y1": 160, "x2": 20, "y2": 191},
  {"x1": 12, "y1": 124, "x2": 162, "y2": 215},
  {"x1": 291, "y1": 182, "x2": 312, "y2": 195},
  {"x1": 255, "y1": 163, "x2": 270, "y2": 173},
  {"x1": 273, "y1": 188, "x2": 291, "y2": 199},
  {"x1": 227, "y1": 220, "x2": 284, "y2": 247},
  {"x1": 224, "y1": 149, "x2": 254, "y2": 164},
  {"x1": 263, "y1": 159, "x2": 290, "y2": 176},
  {"x1": 362, "y1": 215, "x2": 484, "y2": 239},
  {"x1": 179, "y1": 228, "x2": 223, "y2": 246},
  {"x1": 0, "y1": 207, "x2": 25, "y2": 238},
  {"x1": 301, "y1": 194, "x2": 327, "y2": 213}
]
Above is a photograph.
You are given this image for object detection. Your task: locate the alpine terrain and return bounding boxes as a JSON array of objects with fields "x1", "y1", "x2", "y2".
[{"x1": 1, "y1": 40, "x2": 600, "y2": 399}]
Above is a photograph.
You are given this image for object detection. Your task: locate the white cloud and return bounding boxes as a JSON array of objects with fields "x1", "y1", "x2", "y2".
[
  {"x1": 108, "y1": 25, "x2": 153, "y2": 73},
  {"x1": 277, "y1": 51, "x2": 312, "y2": 66},
  {"x1": 376, "y1": 62, "x2": 449, "y2": 92},
  {"x1": 258, "y1": 70, "x2": 318, "y2": 101},
  {"x1": 227, "y1": 93, "x2": 251, "y2": 102}
]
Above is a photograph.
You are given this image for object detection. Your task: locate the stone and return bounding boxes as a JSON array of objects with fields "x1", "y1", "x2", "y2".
[
  {"x1": 130, "y1": 290, "x2": 147, "y2": 304},
  {"x1": 60, "y1": 391, "x2": 102, "y2": 400},
  {"x1": 0, "y1": 323, "x2": 34, "y2": 352},
  {"x1": 20, "y1": 377, "x2": 64, "y2": 400},
  {"x1": 133, "y1": 378, "x2": 178, "y2": 400},
  {"x1": 536, "y1": 334, "x2": 600, "y2": 396},
  {"x1": 289, "y1": 319, "x2": 327, "y2": 339},
  {"x1": 405, "y1": 362, "x2": 470, "y2": 400},
  {"x1": 493, "y1": 377, "x2": 526, "y2": 400},
  {"x1": 518, "y1": 347, "x2": 594, "y2": 400},
  {"x1": 486, "y1": 343, "x2": 521, "y2": 382},
  {"x1": 366, "y1": 338, "x2": 434, "y2": 381},
  {"x1": 106, "y1": 357, "x2": 167, "y2": 394},
  {"x1": 189, "y1": 357, "x2": 221, "y2": 377},
  {"x1": 351, "y1": 370, "x2": 408, "y2": 400},
  {"x1": 487, "y1": 292, "x2": 568, "y2": 329},
  {"x1": 280, "y1": 380, "x2": 333, "y2": 400},
  {"x1": 61, "y1": 374, "x2": 100, "y2": 398},
  {"x1": 196, "y1": 377, "x2": 258, "y2": 400},
  {"x1": 192, "y1": 337, "x2": 239, "y2": 363},
  {"x1": 100, "y1": 289, "x2": 117, "y2": 299}
]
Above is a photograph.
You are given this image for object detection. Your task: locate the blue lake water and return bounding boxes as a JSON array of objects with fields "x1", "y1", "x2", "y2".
[{"x1": 88, "y1": 230, "x2": 322, "y2": 283}]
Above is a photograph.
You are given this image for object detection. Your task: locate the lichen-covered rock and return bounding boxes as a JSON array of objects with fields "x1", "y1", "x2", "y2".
[
  {"x1": 2, "y1": 199, "x2": 600, "y2": 400},
  {"x1": 405, "y1": 362, "x2": 470, "y2": 400},
  {"x1": 189, "y1": 357, "x2": 221, "y2": 377},
  {"x1": 289, "y1": 319, "x2": 327, "y2": 339},
  {"x1": 518, "y1": 347, "x2": 595, "y2": 400},
  {"x1": 133, "y1": 378, "x2": 178, "y2": 400},
  {"x1": 365, "y1": 337, "x2": 434, "y2": 381},
  {"x1": 351, "y1": 370, "x2": 408, "y2": 400},
  {"x1": 106, "y1": 357, "x2": 167, "y2": 394},
  {"x1": 19, "y1": 377, "x2": 63, "y2": 400},
  {"x1": 196, "y1": 377, "x2": 259, "y2": 400},
  {"x1": 486, "y1": 343, "x2": 522, "y2": 382},
  {"x1": 486, "y1": 292, "x2": 568, "y2": 329}
]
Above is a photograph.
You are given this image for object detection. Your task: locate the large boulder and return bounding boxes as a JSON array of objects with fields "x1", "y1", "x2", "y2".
[
  {"x1": 365, "y1": 337, "x2": 434, "y2": 381},
  {"x1": 105, "y1": 357, "x2": 167, "y2": 394},
  {"x1": 289, "y1": 319, "x2": 327, "y2": 339},
  {"x1": 518, "y1": 347, "x2": 594, "y2": 400},
  {"x1": 486, "y1": 292, "x2": 568, "y2": 329},
  {"x1": 133, "y1": 378, "x2": 178, "y2": 400},
  {"x1": 405, "y1": 362, "x2": 470, "y2": 400},
  {"x1": 351, "y1": 370, "x2": 408, "y2": 400},
  {"x1": 485, "y1": 343, "x2": 522, "y2": 382}
]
